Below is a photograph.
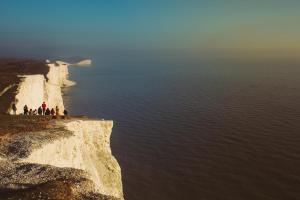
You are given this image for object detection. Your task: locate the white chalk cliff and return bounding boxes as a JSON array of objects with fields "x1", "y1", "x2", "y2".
[
  {"x1": 21, "y1": 120, "x2": 123, "y2": 198},
  {"x1": 72, "y1": 59, "x2": 92, "y2": 66},
  {"x1": 11, "y1": 61, "x2": 70, "y2": 115},
  {"x1": 2, "y1": 60, "x2": 123, "y2": 199}
]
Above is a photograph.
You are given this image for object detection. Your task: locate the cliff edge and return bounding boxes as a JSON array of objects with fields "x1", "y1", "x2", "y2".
[{"x1": 0, "y1": 59, "x2": 123, "y2": 199}]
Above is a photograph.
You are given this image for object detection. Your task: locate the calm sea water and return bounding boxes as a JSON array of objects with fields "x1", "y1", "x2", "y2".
[{"x1": 64, "y1": 53, "x2": 300, "y2": 200}]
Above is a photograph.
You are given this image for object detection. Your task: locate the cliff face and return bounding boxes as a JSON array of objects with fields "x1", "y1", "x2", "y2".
[
  {"x1": 74, "y1": 59, "x2": 92, "y2": 66},
  {"x1": 11, "y1": 61, "x2": 69, "y2": 115},
  {"x1": 11, "y1": 75, "x2": 44, "y2": 114},
  {"x1": 22, "y1": 120, "x2": 123, "y2": 198},
  {"x1": 0, "y1": 60, "x2": 123, "y2": 199}
]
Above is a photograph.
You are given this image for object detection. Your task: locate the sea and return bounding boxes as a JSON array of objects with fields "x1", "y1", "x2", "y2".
[{"x1": 63, "y1": 52, "x2": 300, "y2": 200}]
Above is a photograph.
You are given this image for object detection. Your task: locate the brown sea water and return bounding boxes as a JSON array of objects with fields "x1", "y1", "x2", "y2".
[{"x1": 64, "y1": 54, "x2": 300, "y2": 200}]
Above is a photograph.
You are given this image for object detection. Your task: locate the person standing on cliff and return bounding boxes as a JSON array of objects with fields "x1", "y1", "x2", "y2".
[
  {"x1": 42, "y1": 102, "x2": 46, "y2": 115},
  {"x1": 50, "y1": 108, "x2": 55, "y2": 116},
  {"x1": 45, "y1": 108, "x2": 50, "y2": 115},
  {"x1": 38, "y1": 106, "x2": 42, "y2": 115},
  {"x1": 63, "y1": 109, "x2": 68, "y2": 119},
  {"x1": 23, "y1": 105, "x2": 28, "y2": 115},
  {"x1": 55, "y1": 106, "x2": 59, "y2": 117},
  {"x1": 12, "y1": 103, "x2": 17, "y2": 115}
]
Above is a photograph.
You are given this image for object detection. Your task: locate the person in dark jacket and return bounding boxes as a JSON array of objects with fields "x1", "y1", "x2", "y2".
[
  {"x1": 38, "y1": 107, "x2": 42, "y2": 115},
  {"x1": 45, "y1": 108, "x2": 51, "y2": 115},
  {"x1": 50, "y1": 108, "x2": 55, "y2": 116},
  {"x1": 55, "y1": 106, "x2": 59, "y2": 116},
  {"x1": 63, "y1": 109, "x2": 68, "y2": 119},
  {"x1": 12, "y1": 103, "x2": 17, "y2": 115},
  {"x1": 23, "y1": 105, "x2": 28, "y2": 115}
]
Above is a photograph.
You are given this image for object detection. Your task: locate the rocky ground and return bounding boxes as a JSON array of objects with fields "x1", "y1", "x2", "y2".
[
  {"x1": 0, "y1": 161, "x2": 119, "y2": 200},
  {"x1": 0, "y1": 115, "x2": 71, "y2": 160}
]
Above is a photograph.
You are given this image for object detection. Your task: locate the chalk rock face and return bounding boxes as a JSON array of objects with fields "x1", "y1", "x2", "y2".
[
  {"x1": 11, "y1": 61, "x2": 73, "y2": 115},
  {"x1": 0, "y1": 118, "x2": 123, "y2": 199},
  {"x1": 73, "y1": 59, "x2": 92, "y2": 66},
  {"x1": 21, "y1": 120, "x2": 123, "y2": 199},
  {"x1": 44, "y1": 63, "x2": 68, "y2": 113},
  {"x1": 12, "y1": 75, "x2": 45, "y2": 115}
]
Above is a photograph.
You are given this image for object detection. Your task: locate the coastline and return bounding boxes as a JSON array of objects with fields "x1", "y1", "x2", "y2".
[{"x1": 0, "y1": 59, "x2": 123, "y2": 199}]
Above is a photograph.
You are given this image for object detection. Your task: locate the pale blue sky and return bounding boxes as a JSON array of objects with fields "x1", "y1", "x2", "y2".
[{"x1": 0, "y1": 0, "x2": 300, "y2": 56}]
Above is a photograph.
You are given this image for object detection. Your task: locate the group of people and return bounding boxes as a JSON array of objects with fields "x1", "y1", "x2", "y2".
[{"x1": 12, "y1": 102, "x2": 68, "y2": 117}]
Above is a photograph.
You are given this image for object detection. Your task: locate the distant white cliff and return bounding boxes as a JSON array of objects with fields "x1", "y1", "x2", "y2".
[
  {"x1": 11, "y1": 60, "x2": 72, "y2": 114},
  {"x1": 76, "y1": 59, "x2": 92, "y2": 66},
  {"x1": 57, "y1": 59, "x2": 92, "y2": 67}
]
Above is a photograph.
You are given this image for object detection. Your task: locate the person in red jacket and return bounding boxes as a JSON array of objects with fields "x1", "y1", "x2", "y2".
[{"x1": 42, "y1": 102, "x2": 47, "y2": 115}]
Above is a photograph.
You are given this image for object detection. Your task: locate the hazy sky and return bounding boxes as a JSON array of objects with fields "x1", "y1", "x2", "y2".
[{"x1": 0, "y1": 0, "x2": 300, "y2": 56}]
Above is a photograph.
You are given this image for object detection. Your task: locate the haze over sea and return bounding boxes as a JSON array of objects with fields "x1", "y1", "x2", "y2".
[
  {"x1": 2, "y1": 1, "x2": 300, "y2": 199},
  {"x1": 63, "y1": 51, "x2": 300, "y2": 200}
]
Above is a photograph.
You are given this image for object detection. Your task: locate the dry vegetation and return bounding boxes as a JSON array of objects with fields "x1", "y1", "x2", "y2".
[
  {"x1": 0, "y1": 115, "x2": 51, "y2": 138},
  {"x1": 0, "y1": 179, "x2": 120, "y2": 200},
  {"x1": 0, "y1": 58, "x2": 48, "y2": 76}
]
